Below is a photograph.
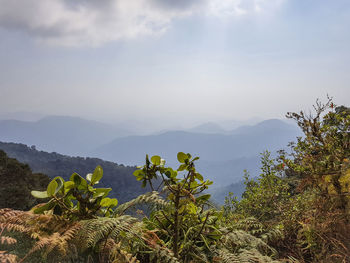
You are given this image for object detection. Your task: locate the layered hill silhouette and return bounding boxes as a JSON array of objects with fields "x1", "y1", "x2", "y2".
[
  {"x1": 93, "y1": 119, "x2": 301, "y2": 185},
  {"x1": 0, "y1": 115, "x2": 301, "y2": 187},
  {"x1": 0, "y1": 116, "x2": 130, "y2": 156}
]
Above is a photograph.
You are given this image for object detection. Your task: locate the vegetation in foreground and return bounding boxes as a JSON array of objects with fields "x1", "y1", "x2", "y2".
[{"x1": 0, "y1": 98, "x2": 349, "y2": 263}]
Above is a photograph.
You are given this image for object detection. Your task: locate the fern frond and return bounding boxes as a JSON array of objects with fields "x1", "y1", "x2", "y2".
[
  {"x1": 78, "y1": 216, "x2": 139, "y2": 251},
  {"x1": 220, "y1": 229, "x2": 277, "y2": 256},
  {"x1": 149, "y1": 245, "x2": 181, "y2": 263},
  {"x1": 0, "y1": 251, "x2": 18, "y2": 263},
  {"x1": 25, "y1": 222, "x2": 81, "y2": 260},
  {"x1": 0, "y1": 236, "x2": 17, "y2": 245},
  {"x1": 110, "y1": 241, "x2": 140, "y2": 263},
  {"x1": 260, "y1": 227, "x2": 284, "y2": 244},
  {"x1": 114, "y1": 191, "x2": 169, "y2": 216},
  {"x1": 214, "y1": 248, "x2": 282, "y2": 263}
]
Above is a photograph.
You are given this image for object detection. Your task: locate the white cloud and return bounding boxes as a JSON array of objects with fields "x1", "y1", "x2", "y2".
[
  {"x1": 0, "y1": 0, "x2": 285, "y2": 47},
  {"x1": 208, "y1": 0, "x2": 286, "y2": 17}
]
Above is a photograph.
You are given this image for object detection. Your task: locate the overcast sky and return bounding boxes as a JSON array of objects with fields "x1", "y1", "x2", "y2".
[{"x1": 0, "y1": 0, "x2": 349, "y2": 127}]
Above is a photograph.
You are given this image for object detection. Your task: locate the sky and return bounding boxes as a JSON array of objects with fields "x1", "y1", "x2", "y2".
[{"x1": 0, "y1": 0, "x2": 349, "y2": 128}]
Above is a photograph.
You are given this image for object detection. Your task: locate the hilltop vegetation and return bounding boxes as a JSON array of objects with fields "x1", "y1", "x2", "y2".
[
  {"x1": 0, "y1": 142, "x2": 145, "y2": 204},
  {"x1": 0, "y1": 150, "x2": 50, "y2": 210},
  {"x1": 0, "y1": 99, "x2": 349, "y2": 263}
]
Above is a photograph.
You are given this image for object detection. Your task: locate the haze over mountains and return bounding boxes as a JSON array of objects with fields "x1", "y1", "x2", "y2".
[{"x1": 0, "y1": 115, "x2": 301, "y2": 187}]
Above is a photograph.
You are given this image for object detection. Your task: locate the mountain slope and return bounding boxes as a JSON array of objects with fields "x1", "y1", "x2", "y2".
[
  {"x1": 0, "y1": 141, "x2": 145, "y2": 203},
  {"x1": 92, "y1": 119, "x2": 300, "y2": 184},
  {"x1": 0, "y1": 150, "x2": 50, "y2": 210},
  {"x1": 187, "y1": 122, "x2": 227, "y2": 134},
  {"x1": 0, "y1": 116, "x2": 130, "y2": 156}
]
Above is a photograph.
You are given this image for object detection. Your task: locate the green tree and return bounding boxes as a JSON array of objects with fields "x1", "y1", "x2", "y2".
[
  {"x1": 225, "y1": 151, "x2": 290, "y2": 223},
  {"x1": 134, "y1": 152, "x2": 221, "y2": 262},
  {"x1": 0, "y1": 150, "x2": 50, "y2": 210}
]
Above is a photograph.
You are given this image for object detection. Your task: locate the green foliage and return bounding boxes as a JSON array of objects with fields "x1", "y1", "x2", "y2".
[
  {"x1": 0, "y1": 141, "x2": 142, "y2": 204},
  {"x1": 1, "y1": 98, "x2": 349, "y2": 263},
  {"x1": 226, "y1": 151, "x2": 290, "y2": 223},
  {"x1": 31, "y1": 166, "x2": 119, "y2": 220},
  {"x1": 134, "y1": 152, "x2": 219, "y2": 261},
  {"x1": 0, "y1": 150, "x2": 50, "y2": 210}
]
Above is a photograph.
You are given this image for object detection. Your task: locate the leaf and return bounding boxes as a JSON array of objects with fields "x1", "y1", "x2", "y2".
[
  {"x1": 195, "y1": 173, "x2": 204, "y2": 182},
  {"x1": 196, "y1": 194, "x2": 211, "y2": 202},
  {"x1": 31, "y1": 190, "x2": 49, "y2": 199},
  {"x1": 52, "y1": 176, "x2": 65, "y2": 195},
  {"x1": 70, "y1": 173, "x2": 82, "y2": 185},
  {"x1": 177, "y1": 152, "x2": 188, "y2": 163},
  {"x1": 178, "y1": 164, "x2": 187, "y2": 172},
  {"x1": 93, "y1": 188, "x2": 112, "y2": 198},
  {"x1": 64, "y1": 181, "x2": 75, "y2": 193},
  {"x1": 33, "y1": 201, "x2": 55, "y2": 214},
  {"x1": 47, "y1": 180, "x2": 58, "y2": 197},
  {"x1": 86, "y1": 173, "x2": 92, "y2": 182},
  {"x1": 151, "y1": 155, "x2": 161, "y2": 165},
  {"x1": 91, "y1": 165, "x2": 103, "y2": 185},
  {"x1": 133, "y1": 169, "x2": 145, "y2": 181},
  {"x1": 70, "y1": 173, "x2": 87, "y2": 189},
  {"x1": 178, "y1": 205, "x2": 186, "y2": 214},
  {"x1": 101, "y1": 197, "x2": 118, "y2": 207}
]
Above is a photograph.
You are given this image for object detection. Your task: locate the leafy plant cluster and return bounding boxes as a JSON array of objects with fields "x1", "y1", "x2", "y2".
[{"x1": 0, "y1": 98, "x2": 349, "y2": 263}]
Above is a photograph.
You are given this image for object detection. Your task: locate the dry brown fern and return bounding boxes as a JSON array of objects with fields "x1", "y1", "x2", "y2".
[
  {"x1": 0, "y1": 250, "x2": 18, "y2": 263},
  {"x1": 0, "y1": 209, "x2": 30, "y2": 263},
  {"x1": 24, "y1": 222, "x2": 81, "y2": 260}
]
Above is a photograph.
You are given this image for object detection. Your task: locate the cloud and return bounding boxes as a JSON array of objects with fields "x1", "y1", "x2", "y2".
[
  {"x1": 0, "y1": 0, "x2": 285, "y2": 47},
  {"x1": 208, "y1": 0, "x2": 286, "y2": 16}
]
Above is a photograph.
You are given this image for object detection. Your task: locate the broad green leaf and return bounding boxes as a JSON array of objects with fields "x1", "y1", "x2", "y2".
[
  {"x1": 178, "y1": 164, "x2": 187, "y2": 171},
  {"x1": 33, "y1": 201, "x2": 55, "y2": 214},
  {"x1": 64, "y1": 181, "x2": 75, "y2": 193},
  {"x1": 195, "y1": 173, "x2": 204, "y2": 182},
  {"x1": 101, "y1": 197, "x2": 118, "y2": 207},
  {"x1": 91, "y1": 165, "x2": 103, "y2": 185},
  {"x1": 93, "y1": 188, "x2": 111, "y2": 198},
  {"x1": 151, "y1": 155, "x2": 161, "y2": 165},
  {"x1": 177, "y1": 152, "x2": 188, "y2": 163},
  {"x1": 133, "y1": 170, "x2": 144, "y2": 181},
  {"x1": 52, "y1": 176, "x2": 65, "y2": 195},
  {"x1": 109, "y1": 198, "x2": 118, "y2": 207},
  {"x1": 70, "y1": 173, "x2": 87, "y2": 189},
  {"x1": 70, "y1": 173, "x2": 82, "y2": 185},
  {"x1": 31, "y1": 190, "x2": 49, "y2": 199},
  {"x1": 47, "y1": 180, "x2": 58, "y2": 197}
]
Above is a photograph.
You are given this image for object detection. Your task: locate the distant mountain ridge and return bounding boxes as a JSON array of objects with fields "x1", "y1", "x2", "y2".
[
  {"x1": 93, "y1": 119, "x2": 299, "y2": 163},
  {"x1": 92, "y1": 119, "x2": 301, "y2": 185},
  {"x1": 0, "y1": 115, "x2": 301, "y2": 187},
  {"x1": 0, "y1": 115, "x2": 131, "y2": 156},
  {"x1": 187, "y1": 122, "x2": 227, "y2": 134}
]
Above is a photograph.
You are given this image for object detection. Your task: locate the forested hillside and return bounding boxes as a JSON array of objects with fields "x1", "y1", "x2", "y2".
[
  {"x1": 0, "y1": 142, "x2": 145, "y2": 203},
  {"x1": 0, "y1": 150, "x2": 50, "y2": 210}
]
